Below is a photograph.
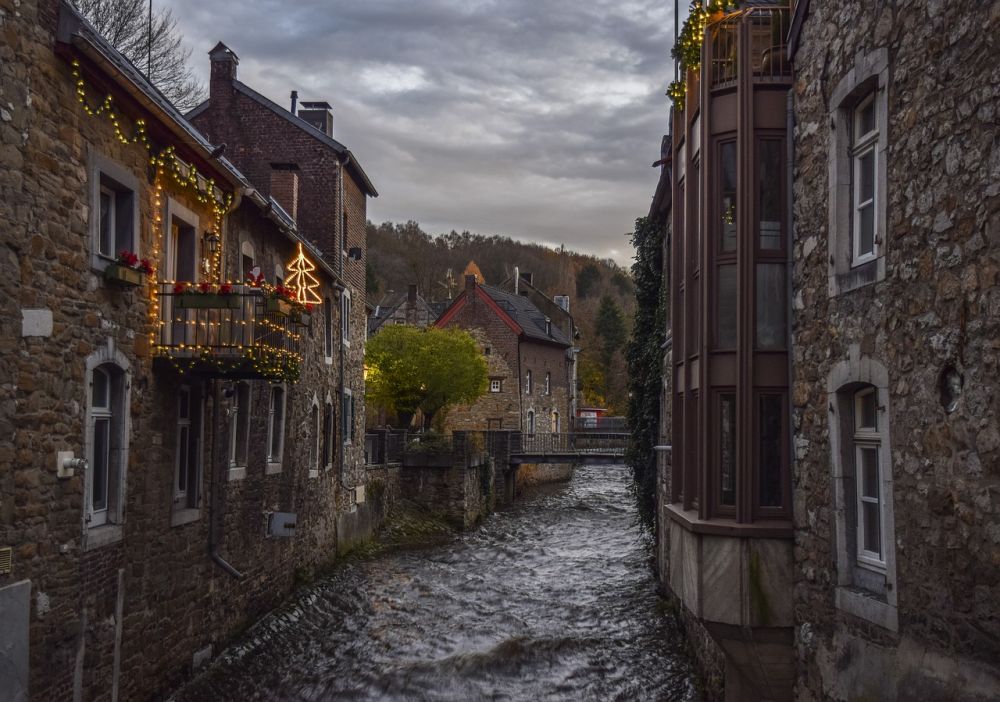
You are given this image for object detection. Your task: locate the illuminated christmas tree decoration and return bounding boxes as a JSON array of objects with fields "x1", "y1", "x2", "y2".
[{"x1": 285, "y1": 243, "x2": 323, "y2": 305}]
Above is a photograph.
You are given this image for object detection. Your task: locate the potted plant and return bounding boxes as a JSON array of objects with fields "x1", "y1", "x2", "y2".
[
  {"x1": 265, "y1": 284, "x2": 295, "y2": 317},
  {"x1": 296, "y1": 303, "x2": 314, "y2": 327},
  {"x1": 104, "y1": 250, "x2": 152, "y2": 287},
  {"x1": 175, "y1": 281, "x2": 241, "y2": 309}
]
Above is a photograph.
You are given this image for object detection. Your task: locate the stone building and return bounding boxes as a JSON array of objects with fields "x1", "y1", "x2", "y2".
[
  {"x1": 655, "y1": 0, "x2": 1000, "y2": 699},
  {"x1": 0, "y1": 2, "x2": 379, "y2": 699},
  {"x1": 436, "y1": 276, "x2": 573, "y2": 433},
  {"x1": 368, "y1": 284, "x2": 440, "y2": 335}
]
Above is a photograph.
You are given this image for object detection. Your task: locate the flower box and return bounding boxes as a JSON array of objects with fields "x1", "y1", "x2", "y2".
[
  {"x1": 176, "y1": 294, "x2": 241, "y2": 310},
  {"x1": 266, "y1": 298, "x2": 293, "y2": 316},
  {"x1": 104, "y1": 264, "x2": 144, "y2": 287}
]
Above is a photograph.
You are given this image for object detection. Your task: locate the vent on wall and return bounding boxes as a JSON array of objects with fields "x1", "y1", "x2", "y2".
[{"x1": 0, "y1": 547, "x2": 12, "y2": 575}]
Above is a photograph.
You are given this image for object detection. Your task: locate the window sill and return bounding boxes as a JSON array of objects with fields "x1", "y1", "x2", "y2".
[
  {"x1": 309, "y1": 469, "x2": 319, "y2": 479},
  {"x1": 84, "y1": 523, "x2": 123, "y2": 551},
  {"x1": 170, "y1": 508, "x2": 201, "y2": 527},
  {"x1": 836, "y1": 586, "x2": 897, "y2": 631},
  {"x1": 266, "y1": 461, "x2": 282, "y2": 475},
  {"x1": 665, "y1": 503, "x2": 794, "y2": 539},
  {"x1": 325, "y1": 356, "x2": 334, "y2": 366},
  {"x1": 227, "y1": 465, "x2": 247, "y2": 481}
]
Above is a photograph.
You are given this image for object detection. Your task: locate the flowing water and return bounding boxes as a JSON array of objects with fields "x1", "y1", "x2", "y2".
[{"x1": 174, "y1": 464, "x2": 699, "y2": 701}]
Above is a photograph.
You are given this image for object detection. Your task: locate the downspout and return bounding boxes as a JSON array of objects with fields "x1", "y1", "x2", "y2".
[
  {"x1": 338, "y1": 153, "x2": 350, "y2": 490},
  {"x1": 208, "y1": 379, "x2": 244, "y2": 579},
  {"x1": 785, "y1": 89, "x2": 796, "y2": 499}
]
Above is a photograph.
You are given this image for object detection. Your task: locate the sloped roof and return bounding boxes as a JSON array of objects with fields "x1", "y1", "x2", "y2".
[
  {"x1": 187, "y1": 78, "x2": 378, "y2": 197},
  {"x1": 481, "y1": 285, "x2": 571, "y2": 346}
]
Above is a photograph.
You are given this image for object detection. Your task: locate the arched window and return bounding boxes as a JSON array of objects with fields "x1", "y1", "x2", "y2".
[
  {"x1": 551, "y1": 410, "x2": 560, "y2": 433},
  {"x1": 525, "y1": 370, "x2": 533, "y2": 395},
  {"x1": 309, "y1": 398, "x2": 321, "y2": 477},
  {"x1": 526, "y1": 409, "x2": 536, "y2": 435}
]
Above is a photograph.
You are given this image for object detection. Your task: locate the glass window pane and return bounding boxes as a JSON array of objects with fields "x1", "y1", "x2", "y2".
[
  {"x1": 755, "y1": 263, "x2": 786, "y2": 349},
  {"x1": 99, "y1": 190, "x2": 113, "y2": 256},
  {"x1": 758, "y1": 140, "x2": 782, "y2": 249},
  {"x1": 857, "y1": 390, "x2": 877, "y2": 430},
  {"x1": 859, "y1": 150, "x2": 875, "y2": 202},
  {"x1": 690, "y1": 161, "x2": 701, "y2": 272},
  {"x1": 177, "y1": 426, "x2": 189, "y2": 492},
  {"x1": 271, "y1": 389, "x2": 284, "y2": 457},
  {"x1": 716, "y1": 265, "x2": 737, "y2": 349},
  {"x1": 92, "y1": 368, "x2": 109, "y2": 409},
  {"x1": 863, "y1": 502, "x2": 881, "y2": 555},
  {"x1": 857, "y1": 98, "x2": 875, "y2": 137},
  {"x1": 93, "y1": 418, "x2": 109, "y2": 511},
  {"x1": 720, "y1": 393, "x2": 736, "y2": 506},
  {"x1": 758, "y1": 394, "x2": 783, "y2": 507},
  {"x1": 858, "y1": 204, "x2": 875, "y2": 257},
  {"x1": 720, "y1": 142, "x2": 737, "y2": 252},
  {"x1": 115, "y1": 192, "x2": 133, "y2": 252},
  {"x1": 178, "y1": 389, "x2": 190, "y2": 420},
  {"x1": 860, "y1": 447, "x2": 879, "y2": 499}
]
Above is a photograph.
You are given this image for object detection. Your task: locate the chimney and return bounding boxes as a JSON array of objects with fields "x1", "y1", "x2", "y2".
[
  {"x1": 269, "y1": 163, "x2": 299, "y2": 221},
  {"x1": 465, "y1": 274, "x2": 477, "y2": 293},
  {"x1": 298, "y1": 101, "x2": 334, "y2": 137},
  {"x1": 408, "y1": 284, "x2": 417, "y2": 304},
  {"x1": 290, "y1": 90, "x2": 298, "y2": 115},
  {"x1": 513, "y1": 266, "x2": 519, "y2": 295},
  {"x1": 208, "y1": 42, "x2": 238, "y2": 93},
  {"x1": 520, "y1": 271, "x2": 533, "y2": 286}
]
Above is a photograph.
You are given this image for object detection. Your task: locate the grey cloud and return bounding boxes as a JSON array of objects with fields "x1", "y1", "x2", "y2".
[{"x1": 170, "y1": 0, "x2": 676, "y2": 265}]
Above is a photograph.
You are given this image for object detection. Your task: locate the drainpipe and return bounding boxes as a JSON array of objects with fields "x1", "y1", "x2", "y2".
[
  {"x1": 208, "y1": 379, "x2": 244, "y2": 579},
  {"x1": 338, "y1": 154, "x2": 352, "y2": 491},
  {"x1": 785, "y1": 90, "x2": 796, "y2": 489}
]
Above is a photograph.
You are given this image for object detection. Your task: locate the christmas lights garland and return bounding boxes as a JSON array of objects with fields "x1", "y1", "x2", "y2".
[
  {"x1": 71, "y1": 57, "x2": 302, "y2": 383},
  {"x1": 668, "y1": 0, "x2": 741, "y2": 111}
]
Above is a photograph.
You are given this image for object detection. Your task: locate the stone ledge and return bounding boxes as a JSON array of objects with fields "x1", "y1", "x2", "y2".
[{"x1": 835, "y1": 585, "x2": 898, "y2": 632}]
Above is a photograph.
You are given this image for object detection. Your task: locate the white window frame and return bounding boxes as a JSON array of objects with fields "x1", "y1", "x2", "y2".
[
  {"x1": 342, "y1": 389, "x2": 354, "y2": 446},
  {"x1": 853, "y1": 387, "x2": 885, "y2": 570},
  {"x1": 544, "y1": 372, "x2": 551, "y2": 395},
  {"x1": 323, "y1": 396, "x2": 335, "y2": 471},
  {"x1": 88, "y1": 367, "x2": 112, "y2": 527},
  {"x1": 82, "y1": 344, "x2": 131, "y2": 550},
  {"x1": 266, "y1": 384, "x2": 287, "y2": 474},
  {"x1": 490, "y1": 379, "x2": 502, "y2": 393},
  {"x1": 324, "y1": 296, "x2": 334, "y2": 363},
  {"x1": 171, "y1": 384, "x2": 202, "y2": 526},
  {"x1": 241, "y1": 240, "x2": 256, "y2": 281},
  {"x1": 342, "y1": 290, "x2": 352, "y2": 347},
  {"x1": 525, "y1": 370, "x2": 532, "y2": 395},
  {"x1": 227, "y1": 381, "x2": 251, "y2": 481},
  {"x1": 89, "y1": 152, "x2": 140, "y2": 273},
  {"x1": 850, "y1": 93, "x2": 879, "y2": 267}
]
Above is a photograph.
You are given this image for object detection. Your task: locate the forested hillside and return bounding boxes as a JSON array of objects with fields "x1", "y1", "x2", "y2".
[{"x1": 366, "y1": 220, "x2": 634, "y2": 412}]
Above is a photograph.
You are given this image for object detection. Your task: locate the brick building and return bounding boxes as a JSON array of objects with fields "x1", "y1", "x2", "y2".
[
  {"x1": 436, "y1": 276, "x2": 573, "y2": 433},
  {"x1": 0, "y1": 2, "x2": 378, "y2": 699},
  {"x1": 655, "y1": 0, "x2": 1000, "y2": 699},
  {"x1": 368, "y1": 284, "x2": 441, "y2": 336}
]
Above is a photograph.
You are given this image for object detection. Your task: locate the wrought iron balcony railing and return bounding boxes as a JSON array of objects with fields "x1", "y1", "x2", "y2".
[
  {"x1": 709, "y1": 5, "x2": 791, "y2": 90},
  {"x1": 154, "y1": 283, "x2": 304, "y2": 382}
]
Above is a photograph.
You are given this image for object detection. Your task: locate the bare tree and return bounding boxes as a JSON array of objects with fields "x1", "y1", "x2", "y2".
[{"x1": 74, "y1": 0, "x2": 205, "y2": 111}]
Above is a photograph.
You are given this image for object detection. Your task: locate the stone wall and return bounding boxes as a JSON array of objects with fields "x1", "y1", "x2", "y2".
[
  {"x1": 399, "y1": 451, "x2": 494, "y2": 529},
  {"x1": 519, "y1": 341, "x2": 572, "y2": 433},
  {"x1": 514, "y1": 462, "x2": 573, "y2": 491},
  {"x1": 791, "y1": 1, "x2": 1000, "y2": 698}
]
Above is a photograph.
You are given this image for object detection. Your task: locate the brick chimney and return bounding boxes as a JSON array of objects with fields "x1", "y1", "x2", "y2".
[
  {"x1": 298, "y1": 101, "x2": 333, "y2": 137},
  {"x1": 269, "y1": 163, "x2": 299, "y2": 221},
  {"x1": 408, "y1": 284, "x2": 417, "y2": 304},
  {"x1": 465, "y1": 274, "x2": 477, "y2": 293},
  {"x1": 209, "y1": 42, "x2": 238, "y2": 95}
]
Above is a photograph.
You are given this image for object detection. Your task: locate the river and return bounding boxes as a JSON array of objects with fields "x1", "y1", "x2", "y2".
[{"x1": 172, "y1": 463, "x2": 699, "y2": 701}]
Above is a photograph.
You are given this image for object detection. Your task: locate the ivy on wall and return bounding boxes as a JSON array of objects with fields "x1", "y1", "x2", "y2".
[{"x1": 625, "y1": 214, "x2": 667, "y2": 525}]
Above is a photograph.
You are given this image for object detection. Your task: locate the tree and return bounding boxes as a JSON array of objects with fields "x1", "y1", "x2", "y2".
[
  {"x1": 74, "y1": 0, "x2": 205, "y2": 110},
  {"x1": 365, "y1": 326, "x2": 488, "y2": 430},
  {"x1": 576, "y1": 263, "x2": 601, "y2": 299},
  {"x1": 595, "y1": 295, "x2": 626, "y2": 369}
]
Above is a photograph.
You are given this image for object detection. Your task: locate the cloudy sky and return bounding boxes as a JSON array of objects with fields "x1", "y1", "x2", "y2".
[{"x1": 172, "y1": 0, "x2": 677, "y2": 265}]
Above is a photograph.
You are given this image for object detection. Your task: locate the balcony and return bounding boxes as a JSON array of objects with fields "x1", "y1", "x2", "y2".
[
  {"x1": 153, "y1": 283, "x2": 304, "y2": 382},
  {"x1": 709, "y1": 5, "x2": 791, "y2": 90}
]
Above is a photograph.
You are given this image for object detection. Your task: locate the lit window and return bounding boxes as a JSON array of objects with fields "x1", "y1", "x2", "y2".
[{"x1": 490, "y1": 379, "x2": 502, "y2": 393}]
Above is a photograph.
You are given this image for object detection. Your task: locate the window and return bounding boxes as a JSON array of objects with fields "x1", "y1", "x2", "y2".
[
  {"x1": 853, "y1": 387, "x2": 883, "y2": 566},
  {"x1": 484, "y1": 347, "x2": 491, "y2": 356},
  {"x1": 719, "y1": 141, "x2": 737, "y2": 253},
  {"x1": 525, "y1": 370, "x2": 533, "y2": 395},
  {"x1": 551, "y1": 410, "x2": 560, "y2": 433},
  {"x1": 174, "y1": 386, "x2": 201, "y2": 511},
  {"x1": 544, "y1": 372, "x2": 551, "y2": 395},
  {"x1": 758, "y1": 140, "x2": 783, "y2": 250},
  {"x1": 324, "y1": 297, "x2": 334, "y2": 360},
  {"x1": 323, "y1": 400, "x2": 334, "y2": 470},
  {"x1": 90, "y1": 155, "x2": 139, "y2": 270},
  {"x1": 267, "y1": 385, "x2": 286, "y2": 472},
  {"x1": 757, "y1": 393, "x2": 785, "y2": 509},
  {"x1": 755, "y1": 264, "x2": 786, "y2": 349},
  {"x1": 241, "y1": 241, "x2": 256, "y2": 281},
  {"x1": 87, "y1": 364, "x2": 127, "y2": 528},
  {"x1": 310, "y1": 400, "x2": 321, "y2": 477},
  {"x1": 828, "y1": 49, "x2": 888, "y2": 295},
  {"x1": 490, "y1": 379, "x2": 502, "y2": 393},
  {"x1": 851, "y1": 93, "x2": 878, "y2": 266},
  {"x1": 526, "y1": 409, "x2": 535, "y2": 434},
  {"x1": 342, "y1": 291, "x2": 351, "y2": 345},
  {"x1": 342, "y1": 390, "x2": 355, "y2": 445},
  {"x1": 228, "y1": 381, "x2": 250, "y2": 479},
  {"x1": 716, "y1": 264, "x2": 737, "y2": 349},
  {"x1": 718, "y1": 392, "x2": 736, "y2": 508}
]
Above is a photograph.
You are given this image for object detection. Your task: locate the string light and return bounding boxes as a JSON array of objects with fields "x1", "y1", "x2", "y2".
[
  {"x1": 668, "y1": 0, "x2": 741, "y2": 110},
  {"x1": 285, "y1": 243, "x2": 323, "y2": 305}
]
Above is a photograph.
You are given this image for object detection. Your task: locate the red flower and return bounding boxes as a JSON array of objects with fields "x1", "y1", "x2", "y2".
[
  {"x1": 173, "y1": 282, "x2": 187, "y2": 294},
  {"x1": 219, "y1": 283, "x2": 233, "y2": 295},
  {"x1": 304, "y1": 303, "x2": 314, "y2": 312},
  {"x1": 118, "y1": 250, "x2": 139, "y2": 267},
  {"x1": 198, "y1": 281, "x2": 212, "y2": 294},
  {"x1": 139, "y1": 259, "x2": 154, "y2": 275}
]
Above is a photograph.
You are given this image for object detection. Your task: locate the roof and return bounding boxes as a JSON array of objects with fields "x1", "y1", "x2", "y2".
[
  {"x1": 481, "y1": 285, "x2": 571, "y2": 346},
  {"x1": 186, "y1": 76, "x2": 378, "y2": 197}
]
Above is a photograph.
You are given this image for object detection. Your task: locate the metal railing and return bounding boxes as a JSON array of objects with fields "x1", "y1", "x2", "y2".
[
  {"x1": 515, "y1": 432, "x2": 630, "y2": 456},
  {"x1": 709, "y1": 5, "x2": 791, "y2": 90},
  {"x1": 155, "y1": 283, "x2": 302, "y2": 380},
  {"x1": 571, "y1": 416, "x2": 628, "y2": 433},
  {"x1": 365, "y1": 428, "x2": 409, "y2": 465}
]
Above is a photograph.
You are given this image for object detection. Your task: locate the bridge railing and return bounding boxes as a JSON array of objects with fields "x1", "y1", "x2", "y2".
[{"x1": 515, "y1": 432, "x2": 630, "y2": 455}]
